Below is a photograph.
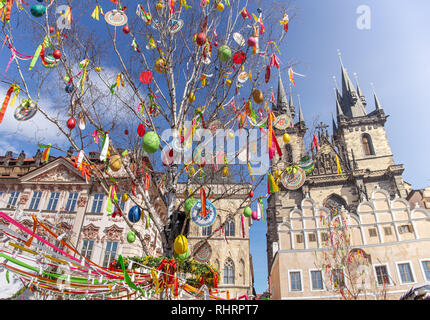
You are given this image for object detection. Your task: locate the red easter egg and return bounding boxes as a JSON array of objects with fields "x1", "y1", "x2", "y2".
[
  {"x1": 248, "y1": 37, "x2": 256, "y2": 47},
  {"x1": 67, "y1": 118, "x2": 76, "y2": 130},
  {"x1": 137, "y1": 123, "x2": 146, "y2": 137},
  {"x1": 53, "y1": 49, "x2": 61, "y2": 60},
  {"x1": 123, "y1": 25, "x2": 130, "y2": 34},
  {"x1": 251, "y1": 210, "x2": 259, "y2": 220},
  {"x1": 139, "y1": 71, "x2": 153, "y2": 84},
  {"x1": 49, "y1": 26, "x2": 55, "y2": 33},
  {"x1": 249, "y1": 190, "x2": 254, "y2": 198},
  {"x1": 214, "y1": 41, "x2": 219, "y2": 47},
  {"x1": 196, "y1": 32, "x2": 207, "y2": 46},
  {"x1": 124, "y1": 129, "x2": 129, "y2": 135},
  {"x1": 180, "y1": 136, "x2": 185, "y2": 144},
  {"x1": 232, "y1": 51, "x2": 246, "y2": 65}
]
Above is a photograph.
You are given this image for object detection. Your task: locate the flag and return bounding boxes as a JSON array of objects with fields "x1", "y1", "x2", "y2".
[{"x1": 311, "y1": 134, "x2": 320, "y2": 152}]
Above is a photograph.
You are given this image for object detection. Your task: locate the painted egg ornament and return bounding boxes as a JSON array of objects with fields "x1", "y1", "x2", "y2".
[
  {"x1": 123, "y1": 25, "x2": 130, "y2": 34},
  {"x1": 248, "y1": 36, "x2": 257, "y2": 47},
  {"x1": 109, "y1": 154, "x2": 122, "y2": 172},
  {"x1": 14, "y1": 100, "x2": 37, "y2": 121},
  {"x1": 67, "y1": 117, "x2": 76, "y2": 130},
  {"x1": 185, "y1": 197, "x2": 198, "y2": 214},
  {"x1": 217, "y1": 2, "x2": 224, "y2": 11},
  {"x1": 218, "y1": 45, "x2": 232, "y2": 62},
  {"x1": 155, "y1": 58, "x2": 167, "y2": 73},
  {"x1": 196, "y1": 32, "x2": 207, "y2": 46},
  {"x1": 252, "y1": 89, "x2": 264, "y2": 104},
  {"x1": 95, "y1": 66, "x2": 101, "y2": 73},
  {"x1": 232, "y1": 51, "x2": 246, "y2": 65},
  {"x1": 124, "y1": 129, "x2": 129, "y2": 135},
  {"x1": 128, "y1": 205, "x2": 141, "y2": 223},
  {"x1": 52, "y1": 49, "x2": 61, "y2": 60},
  {"x1": 142, "y1": 131, "x2": 160, "y2": 154},
  {"x1": 243, "y1": 206, "x2": 252, "y2": 218},
  {"x1": 222, "y1": 166, "x2": 229, "y2": 177},
  {"x1": 65, "y1": 83, "x2": 74, "y2": 93},
  {"x1": 283, "y1": 133, "x2": 291, "y2": 144},
  {"x1": 49, "y1": 26, "x2": 55, "y2": 33},
  {"x1": 30, "y1": 5, "x2": 46, "y2": 17},
  {"x1": 121, "y1": 193, "x2": 129, "y2": 202},
  {"x1": 175, "y1": 248, "x2": 190, "y2": 260},
  {"x1": 137, "y1": 123, "x2": 146, "y2": 137},
  {"x1": 174, "y1": 235, "x2": 188, "y2": 255},
  {"x1": 156, "y1": 1, "x2": 164, "y2": 11},
  {"x1": 249, "y1": 190, "x2": 254, "y2": 198},
  {"x1": 251, "y1": 210, "x2": 259, "y2": 220},
  {"x1": 139, "y1": 71, "x2": 153, "y2": 84},
  {"x1": 127, "y1": 230, "x2": 136, "y2": 243}
]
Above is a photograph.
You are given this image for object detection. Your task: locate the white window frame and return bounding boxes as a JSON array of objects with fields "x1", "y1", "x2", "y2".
[
  {"x1": 65, "y1": 192, "x2": 79, "y2": 212},
  {"x1": 7, "y1": 191, "x2": 20, "y2": 209},
  {"x1": 372, "y1": 263, "x2": 393, "y2": 287},
  {"x1": 288, "y1": 269, "x2": 304, "y2": 293},
  {"x1": 309, "y1": 269, "x2": 325, "y2": 292},
  {"x1": 46, "y1": 192, "x2": 60, "y2": 211},
  {"x1": 395, "y1": 261, "x2": 417, "y2": 285},
  {"x1": 28, "y1": 191, "x2": 42, "y2": 210},
  {"x1": 419, "y1": 259, "x2": 430, "y2": 282},
  {"x1": 92, "y1": 193, "x2": 105, "y2": 213}
]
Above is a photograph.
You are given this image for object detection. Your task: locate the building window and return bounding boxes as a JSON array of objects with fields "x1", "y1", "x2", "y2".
[
  {"x1": 375, "y1": 265, "x2": 390, "y2": 286},
  {"x1": 102, "y1": 241, "x2": 118, "y2": 267},
  {"x1": 225, "y1": 218, "x2": 235, "y2": 237},
  {"x1": 290, "y1": 271, "x2": 302, "y2": 291},
  {"x1": 65, "y1": 192, "x2": 79, "y2": 212},
  {"x1": 29, "y1": 191, "x2": 42, "y2": 210},
  {"x1": 398, "y1": 263, "x2": 414, "y2": 283},
  {"x1": 309, "y1": 233, "x2": 317, "y2": 242},
  {"x1": 91, "y1": 193, "x2": 105, "y2": 213},
  {"x1": 7, "y1": 192, "x2": 20, "y2": 209},
  {"x1": 311, "y1": 270, "x2": 324, "y2": 290},
  {"x1": 202, "y1": 226, "x2": 212, "y2": 237},
  {"x1": 383, "y1": 226, "x2": 392, "y2": 236},
  {"x1": 368, "y1": 228, "x2": 377, "y2": 237},
  {"x1": 362, "y1": 133, "x2": 375, "y2": 156},
  {"x1": 321, "y1": 232, "x2": 329, "y2": 242},
  {"x1": 117, "y1": 193, "x2": 126, "y2": 211},
  {"x1": 398, "y1": 225, "x2": 413, "y2": 234},
  {"x1": 296, "y1": 234, "x2": 304, "y2": 243},
  {"x1": 81, "y1": 239, "x2": 94, "y2": 260},
  {"x1": 223, "y1": 258, "x2": 235, "y2": 284},
  {"x1": 332, "y1": 269, "x2": 345, "y2": 288},
  {"x1": 421, "y1": 261, "x2": 430, "y2": 281},
  {"x1": 46, "y1": 192, "x2": 60, "y2": 211}
]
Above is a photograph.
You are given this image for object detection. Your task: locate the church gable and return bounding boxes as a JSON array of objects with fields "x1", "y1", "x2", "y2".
[{"x1": 20, "y1": 158, "x2": 86, "y2": 184}]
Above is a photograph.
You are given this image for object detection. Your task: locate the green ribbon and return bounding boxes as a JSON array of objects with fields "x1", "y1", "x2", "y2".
[{"x1": 118, "y1": 255, "x2": 146, "y2": 294}]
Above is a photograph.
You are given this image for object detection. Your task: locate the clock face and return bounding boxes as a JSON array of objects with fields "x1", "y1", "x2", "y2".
[{"x1": 274, "y1": 114, "x2": 291, "y2": 130}]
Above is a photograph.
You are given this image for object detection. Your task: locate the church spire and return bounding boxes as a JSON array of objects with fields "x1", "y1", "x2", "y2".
[
  {"x1": 334, "y1": 88, "x2": 344, "y2": 118},
  {"x1": 332, "y1": 114, "x2": 338, "y2": 134},
  {"x1": 289, "y1": 85, "x2": 296, "y2": 119},
  {"x1": 297, "y1": 94, "x2": 305, "y2": 124},
  {"x1": 277, "y1": 73, "x2": 290, "y2": 115},
  {"x1": 354, "y1": 72, "x2": 367, "y2": 106},
  {"x1": 371, "y1": 83, "x2": 383, "y2": 111}
]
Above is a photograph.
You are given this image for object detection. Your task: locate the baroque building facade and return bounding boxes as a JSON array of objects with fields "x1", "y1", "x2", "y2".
[{"x1": 266, "y1": 60, "x2": 430, "y2": 299}]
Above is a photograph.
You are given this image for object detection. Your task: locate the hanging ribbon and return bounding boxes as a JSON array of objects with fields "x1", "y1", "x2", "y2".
[
  {"x1": 91, "y1": 5, "x2": 104, "y2": 20},
  {"x1": 180, "y1": 0, "x2": 191, "y2": 10},
  {"x1": 79, "y1": 59, "x2": 89, "y2": 95},
  {"x1": 24, "y1": 215, "x2": 38, "y2": 247},
  {"x1": 241, "y1": 215, "x2": 245, "y2": 238},
  {"x1": 268, "y1": 172, "x2": 279, "y2": 194},
  {"x1": 200, "y1": 188, "x2": 207, "y2": 218},
  {"x1": 257, "y1": 198, "x2": 265, "y2": 221},
  {"x1": 336, "y1": 154, "x2": 345, "y2": 179},
  {"x1": 100, "y1": 132, "x2": 109, "y2": 162},
  {"x1": 311, "y1": 134, "x2": 320, "y2": 152},
  {"x1": 0, "y1": 84, "x2": 16, "y2": 123},
  {"x1": 288, "y1": 67, "x2": 295, "y2": 86}
]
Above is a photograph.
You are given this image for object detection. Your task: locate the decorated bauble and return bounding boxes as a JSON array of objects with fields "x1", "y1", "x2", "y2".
[
  {"x1": 214, "y1": 41, "x2": 218, "y2": 47},
  {"x1": 174, "y1": 235, "x2": 188, "y2": 255},
  {"x1": 222, "y1": 166, "x2": 229, "y2": 177},
  {"x1": 217, "y1": 2, "x2": 225, "y2": 11},
  {"x1": 67, "y1": 117, "x2": 76, "y2": 130},
  {"x1": 283, "y1": 133, "x2": 291, "y2": 144},
  {"x1": 49, "y1": 26, "x2": 55, "y2": 33},
  {"x1": 228, "y1": 131, "x2": 235, "y2": 139},
  {"x1": 123, "y1": 25, "x2": 130, "y2": 34},
  {"x1": 252, "y1": 89, "x2": 264, "y2": 104},
  {"x1": 53, "y1": 49, "x2": 61, "y2": 60},
  {"x1": 95, "y1": 66, "x2": 101, "y2": 72},
  {"x1": 121, "y1": 193, "x2": 129, "y2": 202},
  {"x1": 251, "y1": 210, "x2": 259, "y2": 220},
  {"x1": 30, "y1": 5, "x2": 46, "y2": 17},
  {"x1": 142, "y1": 131, "x2": 160, "y2": 154},
  {"x1": 109, "y1": 154, "x2": 122, "y2": 172},
  {"x1": 124, "y1": 129, "x2": 129, "y2": 135},
  {"x1": 65, "y1": 83, "x2": 74, "y2": 93},
  {"x1": 243, "y1": 206, "x2": 252, "y2": 218},
  {"x1": 225, "y1": 79, "x2": 232, "y2": 86},
  {"x1": 196, "y1": 32, "x2": 207, "y2": 46},
  {"x1": 140, "y1": 71, "x2": 153, "y2": 84},
  {"x1": 128, "y1": 205, "x2": 141, "y2": 223},
  {"x1": 137, "y1": 123, "x2": 146, "y2": 137},
  {"x1": 175, "y1": 248, "x2": 190, "y2": 260},
  {"x1": 184, "y1": 197, "x2": 198, "y2": 215},
  {"x1": 188, "y1": 92, "x2": 196, "y2": 103},
  {"x1": 249, "y1": 190, "x2": 254, "y2": 198},
  {"x1": 248, "y1": 36, "x2": 257, "y2": 47},
  {"x1": 155, "y1": 58, "x2": 167, "y2": 73},
  {"x1": 156, "y1": 1, "x2": 164, "y2": 11},
  {"x1": 218, "y1": 45, "x2": 232, "y2": 62},
  {"x1": 127, "y1": 231, "x2": 136, "y2": 243}
]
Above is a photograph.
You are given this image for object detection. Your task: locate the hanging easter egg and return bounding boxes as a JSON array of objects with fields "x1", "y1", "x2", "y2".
[
  {"x1": 175, "y1": 248, "x2": 190, "y2": 260},
  {"x1": 127, "y1": 230, "x2": 136, "y2": 243},
  {"x1": 142, "y1": 131, "x2": 160, "y2": 154},
  {"x1": 30, "y1": 5, "x2": 46, "y2": 17},
  {"x1": 155, "y1": 57, "x2": 167, "y2": 73},
  {"x1": 218, "y1": 45, "x2": 232, "y2": 62},
  {"x1": 128, "y1": 205, "x2": 141, "y2": 223},
  {"x1": 156, "y1": 1, "x2": 164, "y2": 11},
  {"x1": 283, "y1": 133, "x2": 291, "y2": 144},
  {"x1": 162, "y1": 148, "x2": 174, "y2": 167},
  {"x1": 14, "y1": 100, "x2": 38, "y2": 121},
  {"x1": 174, "y1": 235, "x2": 188, "y2": 255},
  {"x1": 248, "y1": 36, "x2": 257, "y2": 47},
  {"x1": 95, "y1": 66, "x2": 101, "y2": 72},
  {"x1": 52, "y1": 49, "x2": 61, "y2": 60},
  {"x1": 243, "y1": 206, "x2": 252, "y2": 218},
  {"x1": 121, "y1": 193, "x2": 129, "y2": 202},
  {"x1": 184, "y1": 197, "x2": 198, "y2": 215},
  {"x1": 104, "y1": 9, "x2": 128, "y2": 26},
  {"x1": 65, "y1": 83, "x2": 74, "y2": 93},
  {"x1": 137, "y1": 123, "x2": 146, "y2": 137},
  {"x1": 67, "y1": 117, "x2": 76, "y2": 130},
  {"x1": 238, "y1": 71, "x2": 249, "y2": 83},
  {"x1": 232, "y1": 51, "x2": 246, "y2": 65},
  {"x1": 217, "y1": 2, "x2": 225, "y2": 11},
  {"x1": 188, "y1": 92, "x2": 196, "y2": 103},
  {"x1": 123, "y1": 25, "x2": 130, "y2": 34},
  {"x1": 233, "y1": 32, "x2": 245, "y2": 47},
  {"x1": 248, "y1": 190, "x2": 254, "y2": 198},
  {"x1": 251, "y1": 210, "x2": 259, "y2": 220},
  {"x1": 139, "y1": 71, "x2": 153, "y2": 84},
  {"x1": 265, "y1": 65, "x2": 271, "y2": 83},
  {"x1": 222, "y1": 166, "x2": 229, "y2": 177},
  {"x1": 49, "y1": 26, "x2": 55, "y2": 33},
  {"x1": 196, "y1": 32, "x2": 207, "y2": 46},
  {"x1": 109, "y1": 154, "x2": 122, "y2": 172},
  {"x1": 252, "y1": 89, "x2": 264, "y2": 104}
]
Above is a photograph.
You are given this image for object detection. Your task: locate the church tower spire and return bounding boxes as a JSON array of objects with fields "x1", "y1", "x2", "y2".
[
  {"x1": 277, "y1": 73, "x2": 290, "y2": 116},
  {"x1": 371, "y1": 83, "x2": 383, "y2": 111}
]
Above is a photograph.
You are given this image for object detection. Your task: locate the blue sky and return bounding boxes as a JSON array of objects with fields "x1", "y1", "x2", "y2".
[
  {"x1": 0, "y1": 0, "x2": 429, "y2": 296},
  {"x1": 249, "y1": 0, "x2": 430, "y2": 294}
]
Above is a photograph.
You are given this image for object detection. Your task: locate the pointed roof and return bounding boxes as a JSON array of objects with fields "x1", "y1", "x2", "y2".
[
  {"x1": 277, "y1": 73, "x2": 289, "y2": 114},
  {"x1": 354, "y1": 73, "x2": 364, "y2": 97},
  {"x1": 335, "y1": 88, "x2": 344, "y2": 117},
  {"x1": 297, "y1": 95, "x2": 305, "y2": 123},
  {"x1": 332, "y1": 114, "x2": 338, "y2": 134},
  {"x1": 371, "y1": 83, "x2": 383, "y2": 110}
]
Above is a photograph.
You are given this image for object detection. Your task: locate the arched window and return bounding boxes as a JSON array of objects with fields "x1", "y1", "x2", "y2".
[
  {"x1": 202, "y1": 225, "x2": 212, "y2": 236},
  {"x1": 323, "y1": 194, "x2": 348, "y2": 216},
  {"x1": 362, "y1": 133, "x2": 375, "y2": 156},
  {"x1": 223, "y1": 258, "x2": 235, "y2": 284},
  {"x1": 225, "y1": 218, "x2": 235, "y2": 237}
]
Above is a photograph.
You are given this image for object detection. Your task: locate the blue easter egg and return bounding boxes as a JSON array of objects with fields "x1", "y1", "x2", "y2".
[{"x1": 128, "y1": 205, "x2": 141, "y2": 223}]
